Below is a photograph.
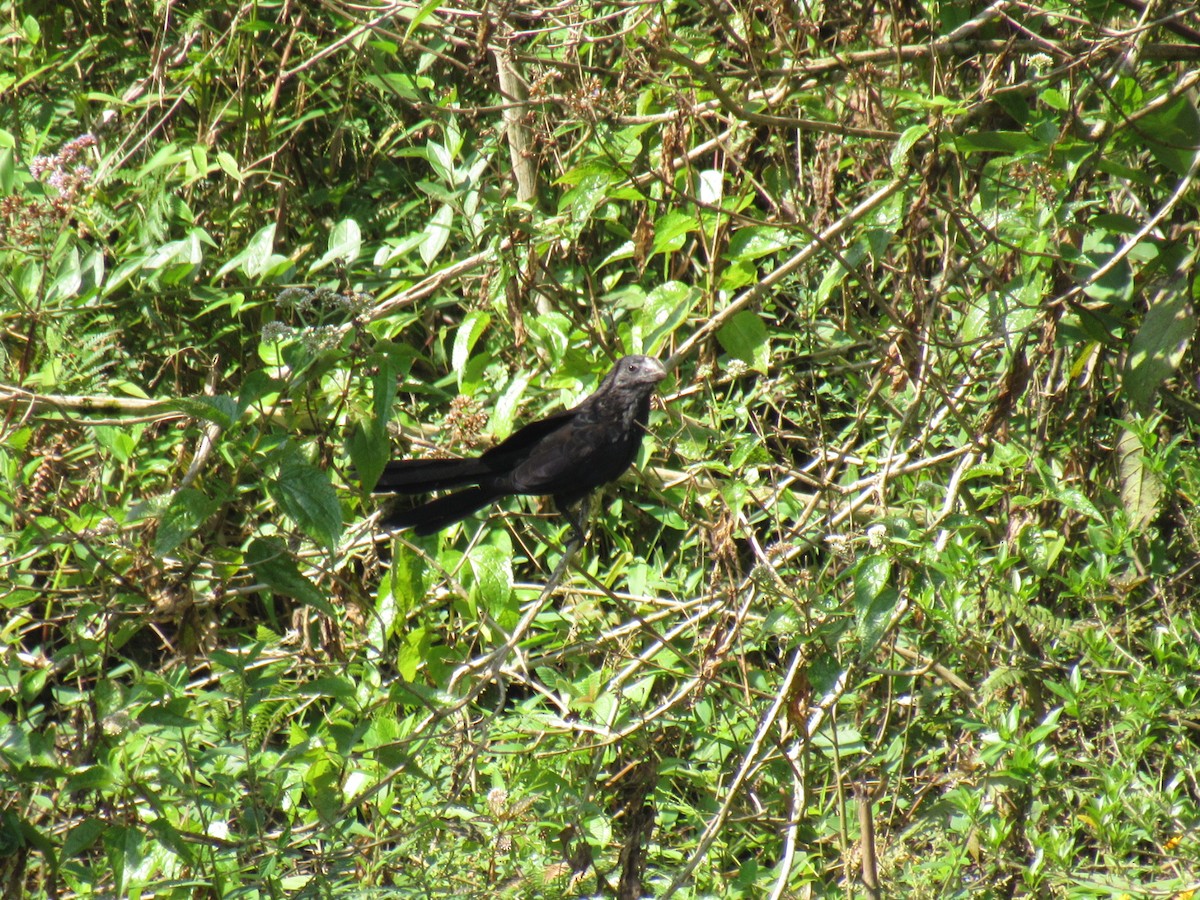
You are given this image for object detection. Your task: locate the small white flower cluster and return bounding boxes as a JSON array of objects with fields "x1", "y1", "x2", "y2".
[
  {"x1": 260, "y1": 321, "x2": 295, "y2": 343},
  {"x1": 866, "y1": 523, "x2": 887, "y2": 548},
  {"x1": 824, "y1": 523, "x2": 888, "y2": 557},
  {"x1": 260, "y1": 286, "x2": 375, "y2": 348},
  {"x1": 275, "y1": 286, "x2": 372, "y2": 316},
  {"x1": 487, "y1": 786, "x2": 508, "y2": 816}
]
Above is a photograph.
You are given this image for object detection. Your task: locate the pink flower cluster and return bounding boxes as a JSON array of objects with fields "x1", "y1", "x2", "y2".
[{"x1": 1, "y1": 134, "x2": 98, "y2": 245}]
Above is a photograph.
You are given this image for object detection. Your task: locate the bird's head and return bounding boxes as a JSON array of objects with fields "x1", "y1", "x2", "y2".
[{"x1": 611, "y1": 355, "x2": 668, "y2": 388}]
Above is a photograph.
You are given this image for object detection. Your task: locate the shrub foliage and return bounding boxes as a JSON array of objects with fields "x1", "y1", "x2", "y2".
[{"x1": 2, "y1": 1, "x2": 1199, "y2": 896}]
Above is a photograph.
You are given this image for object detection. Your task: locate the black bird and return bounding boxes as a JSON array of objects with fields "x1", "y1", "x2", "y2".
[{"x1": 377, "y1": 355, "x2": 668, "y2": 536}]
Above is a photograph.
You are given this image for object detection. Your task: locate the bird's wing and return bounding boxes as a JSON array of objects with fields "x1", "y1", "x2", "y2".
[
  {"x1": 376, "y1": 411, "x2": 575, "y2": 493},
  {"x1": 507, "y1": 418, "x2": 639, "y2": 497},
  {"x1": 479, "y1": 410, "x2": 576, "y2": 464}
]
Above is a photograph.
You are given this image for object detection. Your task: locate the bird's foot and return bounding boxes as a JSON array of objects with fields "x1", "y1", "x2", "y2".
[{"x1": 564, "y1": 496, "x2": 591, "y2": 546}]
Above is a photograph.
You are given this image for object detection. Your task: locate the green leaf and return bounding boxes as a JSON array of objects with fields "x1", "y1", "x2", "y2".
[
  {"x1": 853, "y1": 555, "x2": 900, "y2": 656},
  {"x1": 155, "y1": 488, "x2": 221, "y2": 556},
  {"x1": 13, "y1": 256, "x2": 41, "y2": 306},
  {"x1": 46, "y1": 246, "x2": 81, "y2": 303},
  {"x1": 145, "y1": 228, "x2": 206, "y2": 285},
  {"x1": 652, "y1": 210, "x2": 697, "y2": 255},
  {"x1": 396, "y1": 626, "x2": 430, "y2": 681},
  {"x1": 891, "y1": 124, "x2": 928, "y2": 167},
  {"x1": 238, "y1": 370, "x2": 285, "y2": 412},
  {"x1": 452, "y1": 310, "x2": 491, "y2": 389},
  {"x1": 527, "y1": 311, "x2": 572, "y2": 360},
  {"x1": 215, "y1": 223, "x2": 277, "y2": 279},
  {"x1": 366, "y1": 72, "x2": 424, "y2": 102},
  {"x1": 1039, "y1": 87, "x2": 1068, "y2": 111},
  {"x1": 242, "y1": 224, "x2": 280, "y2": 278},
  {"x1": 560, "y1": 171, "x2": 612, "y2": 236},
  {"x1": 65, "y1": 764, "x2": 112, "y2": 793},
  {"x1": 246, "y1": 537, "x2": 335, "y2": 615},
  {"x1": 350, "y1": 360, "x2": 399, "y2": 491},
  {"x1": 1016, "y1": 525, "x2": 1050, "y2": 577},
  {"x1": 138, "y1": 704, "x2": 200, "y2": 728},
  {"x1": 0, "y1": 816, "x2": 36, "y2": 861},
  {"x1": 489, "y1": 370, "x2": 531, "y2": 441},
  {"x1": 216, "y1": 150, "x2": 241, "y2": 181},
  {"x1": 349, "y1": 418, "x2": 389, "y2": 495},
  {"x1": 467, "y1": 543, "x2": 514, "y2": 622},
  {"x1": 716, "y1": 310, "x2": 770, "y2": 372},
  {"x1": 719, "y1": 258, "x2": 757, "y2": 292},
  {"x1": 79, "y1": 245, "x2": 105, "y2": 296},
  {"x1": 1141, "y1": 94, "x2": 1200, "y2": 175},
  {"x1": 388, "y1": 545, "x2": 429, "y2": 617},
  {"x1": 637, "y1": 281, "x2": 697, "y2": 356},
  {"x1": 555, "y1": 160, "x2": 619, "y2": 186},
  {"x1": 953, "y1": 131, "x2": 1044, "y2": 155},
  {"x1": 298, "y1": 675, "x2": 358, "y2": 700},
  {"x1": 168, "y1": 395, "x2": 240, "y2": 428},
  {"x1": 1122, "y1": 284, "x2": 1195, "y2": 412},
  {"x1": 310, "y1": 217, "x2": 362, "y2": 272},
  {"x1": 1117, "y1": 426, "x2": 1163, "y2": 531},
  {"x1": 269, "y1": 459, "x2": 343, "y2": 550},
  {"x1": 726, "y1": 226, "x2": 788, "y2": 261},
  {"x1": 816, "y1": 243, "x2": 867, "y2": 305},
  {"x1": 1055, "y1": 487, "x2": 1104, "y2": 522},
  {"x1": 729, "y1": 435, "x2": 768, "y2": 468},
  {"x1": 420, "y1": 204, "x2": 453, "y2": 265},
  {"x1": 403, "y1": 0, "x2": 441, "y2": 35},
  {"x1": 63, "y1": 817, "x2": 107, "y2": 858},
  {"x1": 94, "y1": 424, "x2": 135, "y2": 464},
  {"x1": 0, "y1": 723, "x2": 30, "y2": 766},
  {"x1": 853, "y1": 554, "x2": 891, "y2": 613},
  {"x1": 0, "y1": 145, "x2": 14, "y2": 192},
  {"x1": 135, "y1": 142, "x2": 188, "y2": 179},
  {"x1": 1075, "y1": 231, "x2": 1134, "y2": 305}
]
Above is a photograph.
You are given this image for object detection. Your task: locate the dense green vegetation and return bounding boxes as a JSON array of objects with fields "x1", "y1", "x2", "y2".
[{"x1": 3, "y1": 0, "x2": 1199, "y2": 896}]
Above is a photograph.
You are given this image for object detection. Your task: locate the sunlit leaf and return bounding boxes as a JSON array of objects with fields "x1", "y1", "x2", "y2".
[{"x1": 716, "y1": 310, "x2": 770, "y2": 372}]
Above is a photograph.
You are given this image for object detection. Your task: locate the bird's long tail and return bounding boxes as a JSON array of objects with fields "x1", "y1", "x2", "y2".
[
  {"x1": 375, "y1": 457, "x2": 492, "y2": 494},
  {"x1": 382, "y1": 486, "x2": 497, "y2": 535}
]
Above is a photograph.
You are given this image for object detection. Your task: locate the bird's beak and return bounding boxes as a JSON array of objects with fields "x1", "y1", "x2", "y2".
[{"x1": 647, "y1": 358, "x2": 668, "y2": 382}]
